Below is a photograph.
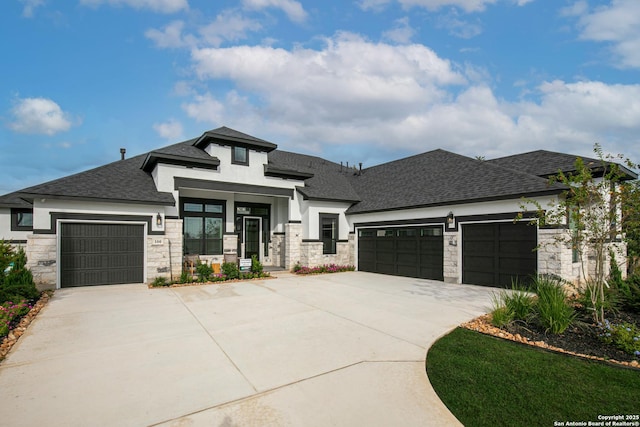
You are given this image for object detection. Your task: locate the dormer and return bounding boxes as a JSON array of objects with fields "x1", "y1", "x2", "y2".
[{"x1": 193, "y1": 126, "x2": 277, "y2": 169}]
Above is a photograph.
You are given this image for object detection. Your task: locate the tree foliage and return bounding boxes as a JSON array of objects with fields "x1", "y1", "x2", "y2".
[{"x1": 519, "y1": 144, "x2": 638, "y2": 323}]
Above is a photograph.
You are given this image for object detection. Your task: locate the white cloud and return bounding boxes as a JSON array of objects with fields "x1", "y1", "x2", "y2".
[
  {"x1": 79, "y1": 0, "x2": 188, "y2": 14},
  {"x1": 382, "y1": 17, "x2": 416, "y2": 44},
  {"x1": 153, "y1": 119, "x2": 183, "y2": 140},
  {"x1": 359, "y1": 0, "x2": 498, "y2": 13},
  {"x1": 572, "y1": 0, "x2": 640, "y2": 68},
  {"x1": 191, "y1": 32, "x2": 466, "y2": 126},
  {"x1": 145, "y1": 10, "x2": 261, "y2": 49},
  {"x1": 181, "y1": 92, "x2": 225, "y2": 124},
  {"x1": 145, "y1": 20, "x2": 194, "y2": 48},
  {"x1": 437, "y1": 9, "x2": 483, "y2": 38},
  {"x1": 242, "y1": 0, "x2": 307, "y2": 23},
  {"x1": 198, "y1": 10, "x2": 263, "y2": 47},
  {"x1": 19, "y1": 0, "x2": 45, "y2": 17},
  {"x1": 8, "y1": 97, "x2": 75, "y2": 135}
]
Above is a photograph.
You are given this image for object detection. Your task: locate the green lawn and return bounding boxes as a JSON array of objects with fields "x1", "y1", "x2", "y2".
[{"x1": 427, "y1": 328, "x2": 640, "y2": 427}]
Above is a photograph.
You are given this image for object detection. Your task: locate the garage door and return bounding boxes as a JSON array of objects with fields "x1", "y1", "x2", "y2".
[
  {"x1": 358, "y1": 226, "x2": 443, "y2": 280},
  {"x1": 462, "y1": 222, "x2": 537, "y2": 288},
  {"x1": 60, "y1": 223, "x2": 145, "y2": 287}
]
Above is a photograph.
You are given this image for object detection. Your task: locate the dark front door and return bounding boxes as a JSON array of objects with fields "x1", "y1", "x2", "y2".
[
  {"x1": 244, "y1": 217, "x2": 261, "y2": 260},
  {"x1": 462, "y1": 222, "x2": 537, "y2": 288},
  {"x1": 60, "y1": 223, "x2": 144, "y2": 287}
]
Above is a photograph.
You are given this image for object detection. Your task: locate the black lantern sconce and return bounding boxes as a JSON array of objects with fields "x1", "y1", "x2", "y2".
[
  {"x1": 446, "y1": 211, "x2": 455, "y2": 229},
  {"x1": 156, "y1": 213, "x2": 163, "y2": 227}
]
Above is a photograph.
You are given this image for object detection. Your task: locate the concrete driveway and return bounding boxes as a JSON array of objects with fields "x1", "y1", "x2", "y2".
[{"x1": 0, "y1": 272, "x2": 496, "y2": 426}]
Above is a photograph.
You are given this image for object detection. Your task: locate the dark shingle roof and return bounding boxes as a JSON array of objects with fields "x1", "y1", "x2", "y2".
[
  {"x1": 0, "y1": 192, "x2": 32, "y2": 208},
  {"x1": 195, "y1": 126, "x2": 277, "y2": 152},
  {"x1": 487, "y1": 150, "x2": 637, "y2": 180},
  {"x1": 346, "y1": 149, "x2": 565, "y2": 214},
  {"x1": 268, "y1": 151, "x2": 361, "y2": 202},
  {"x1": 14, "y1": 154, "x2": 175, "y2": 206}
]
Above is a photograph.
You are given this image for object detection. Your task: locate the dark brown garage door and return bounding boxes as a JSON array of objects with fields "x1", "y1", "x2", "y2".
[
  {"x1": 462, "y1": 222, "x2": 537, "y2": 288},
  {"x1": 358, "y1": 226, "x2": 443, "y2": 280},
  {"x1": 60, "y1": 223, "x2": 144, "y2": 287}
]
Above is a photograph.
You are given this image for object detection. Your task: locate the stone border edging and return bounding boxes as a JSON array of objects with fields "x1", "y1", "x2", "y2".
[
  {"x1": 0, "y1": 292, "x2": 52, "y2": 363},
  {"x1": 461, "y1": 314, "x2": 640, "y2": 370}
]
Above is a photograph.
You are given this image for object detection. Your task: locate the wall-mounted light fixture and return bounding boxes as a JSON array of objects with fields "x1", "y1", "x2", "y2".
[
  {"x1": 156, "y1": 213, "x2": 163, "y2": 226},
  {"x1": 446, "y1": 211, "x2": 455, "y2": 229}
]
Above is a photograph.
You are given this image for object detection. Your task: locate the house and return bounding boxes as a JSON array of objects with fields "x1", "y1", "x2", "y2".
[{"x1": 0, "y1": 127, "x2": 636, "y2": 290}]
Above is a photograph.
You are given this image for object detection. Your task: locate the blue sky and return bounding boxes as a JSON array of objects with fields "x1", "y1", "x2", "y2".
[{"x1": 1, "y1": 0, "x2": 639, "y2": 195}]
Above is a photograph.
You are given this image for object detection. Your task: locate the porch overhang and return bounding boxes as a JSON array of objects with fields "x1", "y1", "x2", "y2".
[{"x1": 174, "y1": 177, "x2": 294, "y2": 199}]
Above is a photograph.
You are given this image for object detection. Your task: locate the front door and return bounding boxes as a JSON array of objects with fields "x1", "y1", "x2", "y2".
[{"x1": 243, "y1": 217, "x2": 262, "y2": 260}]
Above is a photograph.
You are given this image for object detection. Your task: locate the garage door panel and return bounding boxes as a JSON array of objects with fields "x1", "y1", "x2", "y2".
[
  {"x1": 462, "y1": 222, "x2": 536, "y2": 288},
  {"x1": 60, "y1": 223, "x2": 145, "y2": 288},
  {"x1": 358, "y1": 226, "x2": 443, "y2": 281}
]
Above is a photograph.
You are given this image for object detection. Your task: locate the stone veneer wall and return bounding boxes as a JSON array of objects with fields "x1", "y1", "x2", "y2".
[
  {"x1": 537, "y1": 228, "x2": 576, "y2": 283},
  {"x1": 299, "y1": 240, "x2": 353, "y2": 267},
  {"x1": 443, "y1": 232, "x2": 459, "y2": 284},
  {"x1": 26, "y1": 234, "x2": 57, "y2": 291},
  {"x1": 284, "y1": 223, "x2": 302, "y2": 270},
  {"x1": 147, "y1": 219, "x2": 183, "y2": 283},
  {"x1": 270, "y1": 233, "x2": 285, "y2": 268}
]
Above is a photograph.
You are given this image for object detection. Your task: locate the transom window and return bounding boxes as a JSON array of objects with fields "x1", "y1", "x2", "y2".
[
  {"x1": 232, "y1": 146, "x2": 249, "y2": 165},
  {"x1": 180, "y1": 198, "x2": 225, "y2": 255},
  {"x1": 320, "y1": 214, "x2": 339, "y2": 254},
  {"x1": 11, "y1": 208, "x2": 33, "y2": 231}
]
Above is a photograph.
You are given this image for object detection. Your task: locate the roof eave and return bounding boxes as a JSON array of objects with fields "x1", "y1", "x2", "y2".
[
  {"x1": 141, "y1": 153, "x2": 220, "y2": 172},
  {"x1": 17, "y1": 192, "x2": 176, "y2": 207}
]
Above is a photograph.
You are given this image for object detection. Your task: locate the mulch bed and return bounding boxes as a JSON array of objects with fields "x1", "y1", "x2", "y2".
[{"x1": 462, "y1": 308, "x2": 640, "y2": 369}]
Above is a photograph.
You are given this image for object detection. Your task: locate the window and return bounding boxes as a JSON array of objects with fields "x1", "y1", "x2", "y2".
[
  {"x1": 180, "y1": 198, "x2": 225, "y2": 255},
  {"x1": 320, "y1": 214, "x2": 339, "y2": 254},
  {"x1": 232, "y1": 146, "x2": 249, "y2": 165},
  {"x1": 11, "y1": 208, "x2": 33, "y2": 231}
]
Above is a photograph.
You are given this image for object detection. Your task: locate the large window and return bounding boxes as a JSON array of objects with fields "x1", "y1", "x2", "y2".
[
  {"x1": 11, "y1": 208, "x2": 33, "y2": 231},
  {"x1": 320, "y1": 214, "x2": 339, "y2": 254},
  {"x1": 181, "y1": 198, "x2": 225, "y2": 255}
]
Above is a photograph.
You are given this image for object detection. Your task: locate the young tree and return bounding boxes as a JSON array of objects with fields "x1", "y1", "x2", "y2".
[
  {"x1": 621, "y1": 179, "x2": 640, "y2": 275},
  {"x1": 520, "y1": 144, "x2": 637, "y2": 323}
]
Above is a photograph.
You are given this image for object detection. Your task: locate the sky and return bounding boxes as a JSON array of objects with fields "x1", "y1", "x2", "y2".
[{"x1": 1, "y1": 0, "x2": 639, "y2": 195}]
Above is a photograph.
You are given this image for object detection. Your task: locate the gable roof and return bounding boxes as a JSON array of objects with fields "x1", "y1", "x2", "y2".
[
  {"x1": 194, "y1": 126, "x2": 277, "y2": 152},
  {"x1": 346, "y1": 149, "x2": 565, "y2": 214},
  {"x1": 0, "y1": 192, "x2": 32, "y2": 208},
  {"x1": 487, "y1": 150, "x2": 638, "y2": 180}
]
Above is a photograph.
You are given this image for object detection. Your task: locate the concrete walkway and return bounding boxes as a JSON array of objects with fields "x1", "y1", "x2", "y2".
[{"x1": 0, "y1": 272, "x2": 496, "y2": 426}]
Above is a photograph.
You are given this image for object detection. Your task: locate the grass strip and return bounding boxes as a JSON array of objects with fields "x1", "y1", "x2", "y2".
[{"x1": 427, "y1": 328, "x2": 640, "y2": 427}]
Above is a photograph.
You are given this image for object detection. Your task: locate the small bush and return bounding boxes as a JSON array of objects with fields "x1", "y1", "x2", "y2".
[
  {"x1": 1, "y1": 246, "x2": 39, "y2": 304},
  {"x1": 251, "y1": 255, "x2": 263, "y2": 274},
  {"x1": 615, "y1": 274, "x2": 640, "y2": 314},
  {"x1": 179, "y1": 270, "x2": 192, "y2": 284},
  {"x1": 535, "y1": 276, "x2": 576, "y2": 334},
  {"x1": 221, "y1": 262, "x2": 239, "y2": 280},
  {"x1": 490, "y1": 303, "x2": 514, "y2": 328},
  {"x1": 151, "y1": 277, "x2": 169, "y2": 287},
  {"x1": 598, "y1": 320, "x2": 640, "y2": 357},
  {"x1": 196, "y1": 261, "x2": 213, "y2": 282}
]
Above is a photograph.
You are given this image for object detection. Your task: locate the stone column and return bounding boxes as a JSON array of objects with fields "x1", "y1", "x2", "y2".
[
  {"x1": 26, "y1": 234, "x2": 57, "y2": 291},
  {"x1": 443, "y1": 232, "x2": 459, "y2": 284},
  {"x1": 284, "y1": 222, "x2": 302, "y2": 270}
]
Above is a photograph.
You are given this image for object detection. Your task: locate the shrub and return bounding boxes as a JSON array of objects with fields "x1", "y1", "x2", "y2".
[
  {"x1": 598, "y1": 320, "x2": 640, "y2": 357},
  {"x1": 196, "y1": 261, "x2": 213, "y2": 282},
  {"x1": 534, "y1": 276, "x2": 576, "y2": 334},
  {"x1": 490, "y1": 298, "x2": 514, "y2": 328},
  {"x1": 179, "y1": 270, "x2": 192, "y2": 284},
  {"x1": 615, "y1": 274, "x2": 640, "y2": 314},
  {"x1": 151, "y1": 276, "x2": 169, "y2": 287},
  {"x1": 1, "y1": 246, "x2": 39, "y2": 304},
  {"x1": 221, "y1": 262, "x2": 239, "y2": 280},
  {"x1": 251, "y1": 255, "x2": 263, "y2": 274}
]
